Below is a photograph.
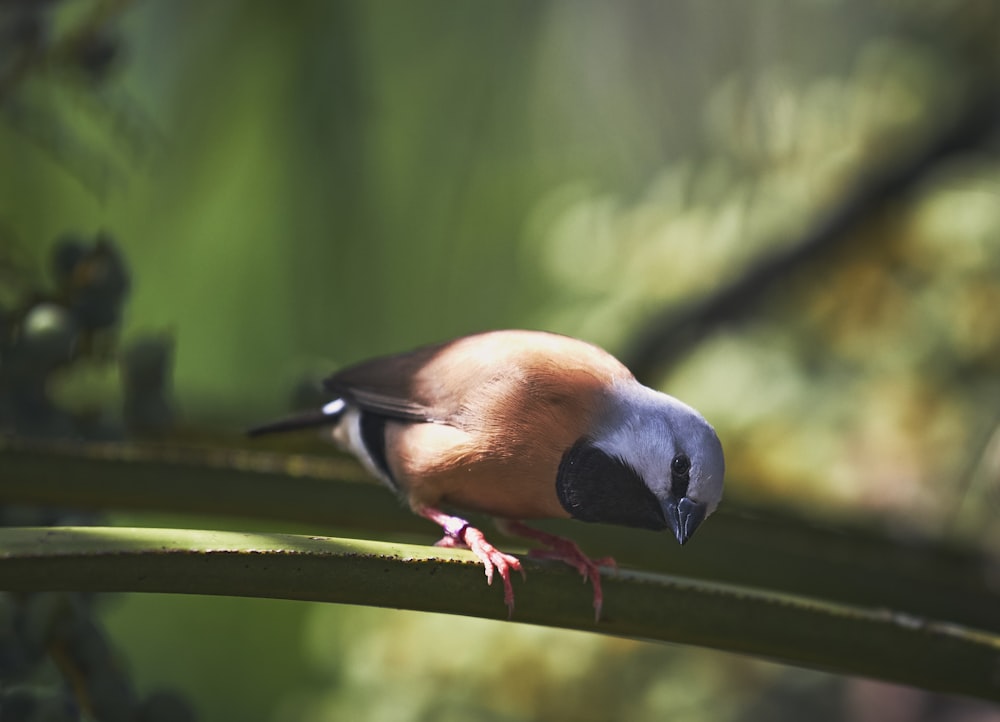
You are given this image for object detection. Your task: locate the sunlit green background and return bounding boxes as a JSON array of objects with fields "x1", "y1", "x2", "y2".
[{"x1": 3, "y1": 1, "x2": 1000, "y2": 720}]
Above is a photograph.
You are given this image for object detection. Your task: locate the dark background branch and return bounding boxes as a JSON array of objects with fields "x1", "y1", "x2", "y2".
[{"x1": 623, "y1": 90, "x2": 1000, "y2": 382}]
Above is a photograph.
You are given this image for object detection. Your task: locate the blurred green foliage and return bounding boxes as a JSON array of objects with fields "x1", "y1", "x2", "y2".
[{"x1": 3, "y1": 0, "x2": 1000, "y2": 720}]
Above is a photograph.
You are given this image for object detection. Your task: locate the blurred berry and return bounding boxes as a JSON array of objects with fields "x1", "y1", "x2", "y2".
[
  {"x1": 73, "y1": 28, "x2": 121, "y2": 83},
  {"x1": 66, "y1": 234, "x2": 130, "y2": 332},
  {"x1": 121, "y1": 334, "x2": 175, "y2": 434},
  {"x1": 49, "y1": 235, "x2": 88, "y2": 289},
  {"x1": 17, "y1": 303, "x2": 78, "y2": 372},
  {"x1": 4, "y1": 303, "x2": 77, "y2": 437}
]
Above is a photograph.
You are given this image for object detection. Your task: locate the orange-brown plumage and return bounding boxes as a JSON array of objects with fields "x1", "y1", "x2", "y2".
[{"x1": 338, "y1": 331, "x2": 631, "y2": 518}]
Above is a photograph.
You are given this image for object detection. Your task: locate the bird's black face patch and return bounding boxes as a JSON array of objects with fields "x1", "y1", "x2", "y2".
[{"x1": 556, "y1": 438, "x2": 667, "y2": 530}]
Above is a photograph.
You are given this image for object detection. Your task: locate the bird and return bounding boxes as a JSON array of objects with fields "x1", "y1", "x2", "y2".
[{"x1": 248, "y1": 330, "x2": 725, "y2": 620}]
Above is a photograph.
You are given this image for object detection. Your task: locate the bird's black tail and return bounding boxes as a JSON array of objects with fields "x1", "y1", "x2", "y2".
[{"x1": 247, "y1": 400, "x2": 346, "y2": 437}]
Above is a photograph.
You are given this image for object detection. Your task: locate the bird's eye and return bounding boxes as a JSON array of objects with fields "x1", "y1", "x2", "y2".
[{"x1": 671, "y1": 454, "x2": 691, "y2": 476}]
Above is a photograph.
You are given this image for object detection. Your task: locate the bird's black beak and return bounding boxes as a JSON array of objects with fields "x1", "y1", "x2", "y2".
[{"x1": 662, "y1": 497, "x2": 707, "y2": 545}]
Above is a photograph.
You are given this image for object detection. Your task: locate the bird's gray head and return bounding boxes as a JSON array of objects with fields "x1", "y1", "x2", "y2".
[{"x1": 554, "y1": 382, "x2": 725, "y2": 544}]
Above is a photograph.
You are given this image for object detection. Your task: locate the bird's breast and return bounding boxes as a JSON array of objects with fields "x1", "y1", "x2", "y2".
[{"x1": 385, "y1": 421, "x2": 572, "y2": 520}]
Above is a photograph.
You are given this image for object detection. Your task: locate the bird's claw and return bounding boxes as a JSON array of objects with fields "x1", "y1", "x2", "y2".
[
  {"x1": 500, "y1": 520, "x2": 614, "y2": 622},
  {"x1": 423, "y1": 508, "x2": 523, "y2": 617},
  {"x1": 461, "y1": 525, "x2": 523, "y2": 617}
]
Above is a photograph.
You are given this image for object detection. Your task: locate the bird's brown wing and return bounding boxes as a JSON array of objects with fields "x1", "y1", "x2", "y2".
[
  {"x1": 330, "y1": 387, "x2": 437, "y2": 421},
  {"x1": 323, "y1": 330, "x2": 633, "y2": 427},
  {"x1": 323, "y1": 337, "x2": 458, "y2": 422}
]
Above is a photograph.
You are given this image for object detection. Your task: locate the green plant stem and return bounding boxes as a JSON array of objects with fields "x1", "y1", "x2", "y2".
[
  {"x1": 2, "y1": 439, "x2": 997, "y2": 636},
  {"x1": 1, "y1": 526, "x2": 998, "y2": 703}
]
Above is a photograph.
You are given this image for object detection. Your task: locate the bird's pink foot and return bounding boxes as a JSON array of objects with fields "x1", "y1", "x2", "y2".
[
  {"x1": 420, "y1": 507, "x2": 523, "y2": 618},
  {"x1": 497, "y1": 519, "x2": 615, "y2": 622}
]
